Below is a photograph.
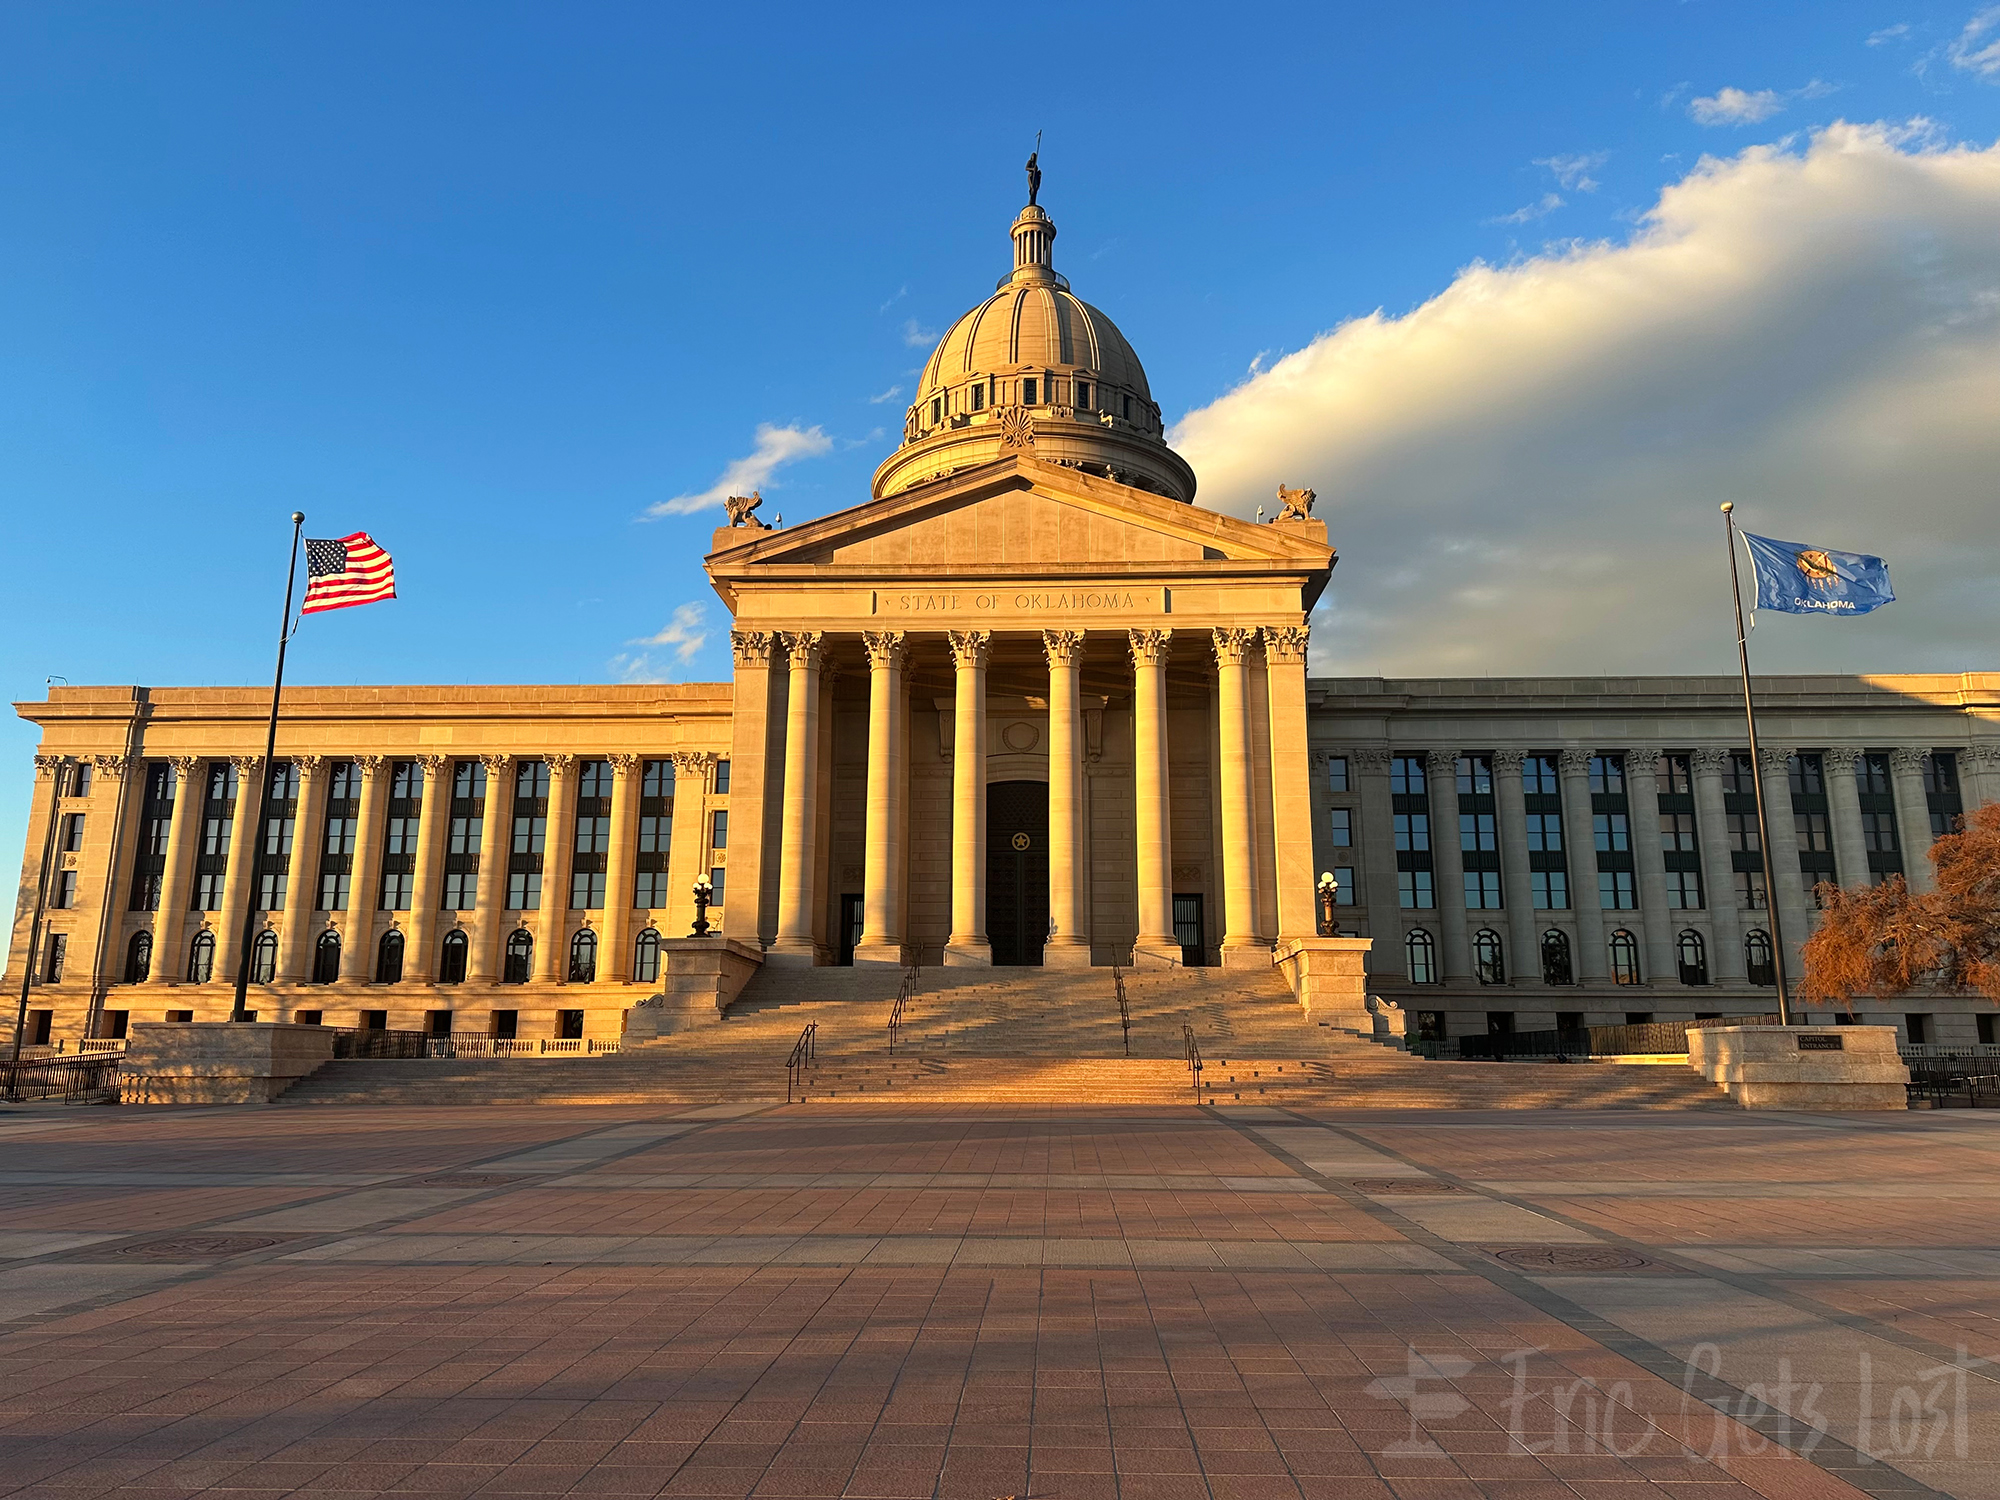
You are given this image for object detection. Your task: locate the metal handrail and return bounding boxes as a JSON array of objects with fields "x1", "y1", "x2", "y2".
[
  {"x1": 1113, "y1": 964, "x2": 1131, "y2": 1057},
  {"x1": 887, "y1": 960, "x2": 919, "y2": 1055},
  {"x1": 1182, "y1": 1022, "x2": 1203, "y2": 1104},
  {"x1": 786, "y1": 1021, "x2": 817, "y2": 1104}
]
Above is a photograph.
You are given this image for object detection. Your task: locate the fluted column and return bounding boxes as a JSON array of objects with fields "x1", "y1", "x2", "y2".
[
  {"x1": 1213, "y1": 628, "x2": 1266, "y2": 966},
  {"x1": 944, "y1": 630, "x2": 992, "y2": 965},
  {"x1": 1491, "y1": 751, "x2": 1536, "y2": 987},
  {"x1": 600, "y1": 755, "x2": 641, "y2": 981},
  {"x1": 212, "y1": 756, "x2": 265, "y2": 986},
  {"x1": 1691, "y1": 749, "x2": 1743, "y2": 981},
  {"x1": 342, "y1": 757, "x2": 387, "y2": 981},
  {"x1": 532, "y1": 755, "x2": 577, "y2": 981},
  {"x1": 1261, "y1": 627, "x2": 1317, "y2": 942},
  {"x1": 1822, "y1": 748, "x2": 1869, "y2": 900},
  {"x1": 1129, "y1": 628, "x2": 1180, "y2": 966},
  {"x1": 1425, "y1": 749, "x2": 1470, "y2": 982},
  {"x1": 665, "y1": 751, "x2": 714, "y2": 937},
  {"x1": 1627, "y1": 746, "x2": 1672, "y2": 985},
  {"x1": 1042, "y1": 630, "x2": 1090, "y2": 967},
  {"x1": 154, "y1": 757, "x2": 204, "y2": 984},
  {"x1": 406, "y1": 756, "x2": 450, "y2": 984},
  {"x1": 1964, "y1": 743, "x2": 2000, "y2": 813},
  {"x1": 771, "y1": 631, "x2": 824, "y2": 963},
  {"x1": 468, "y1": 754, "x2": 511, "y2": 983},
  {"x1": 1889, "y1": 748, "x2": 1936, "y2": 895},
  {"x1": 856, "y1": 631, "x2": 908, "y2": 965},
  {"x1": 280, "y1": 757, "x2": 329, "y2": 982},
  {"x1": 1758, "y1": 747, "x2": 1810, "y2": 970},
  {"x1": 1557, "y1": 749, "x2": 1607, "y2": 983}
]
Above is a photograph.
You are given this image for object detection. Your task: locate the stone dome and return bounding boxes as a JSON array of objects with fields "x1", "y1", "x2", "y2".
[{"x1": 871, "y1": 200, "x2": 1196, "y2": 504}]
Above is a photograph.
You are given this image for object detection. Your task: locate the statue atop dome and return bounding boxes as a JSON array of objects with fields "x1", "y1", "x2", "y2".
[{"x1": 1026, "y1": 136, "x2": 1042, "y2": 206}]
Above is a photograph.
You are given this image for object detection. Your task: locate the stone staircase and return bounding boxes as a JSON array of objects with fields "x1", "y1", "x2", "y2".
[{"x1": 278, "y1": 964, "x2": 1733, "y2": 1109}]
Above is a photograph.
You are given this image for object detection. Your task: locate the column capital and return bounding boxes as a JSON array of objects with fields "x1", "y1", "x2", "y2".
[
  {"x1": 230, "y1": 754, "x2": 265, "y2": 775},
  {"x1": 1626, "y1": 746, "x2": 1661, "y2": 768},
  {"x1": 480, "y1": 752, "x2": 513, "y2": 776},
  {"x1": 1425, "y1": 748, "x2": 1459, "y2": 777},
  {"x1": 863, "y1": 630, "x2": 907, "y2": 670},
  {"x1": 1490, "y1": 748, "x2": 1527, "y2": 773},
  {"x1": 1821, "y1": 746, "x2": 1861, "y2": 775},
  {"x1": 671, "y1": 749, "x2": 717, "y2": 775},
  {"x1": 1965, "y1": 742, "x2": 2000, "y2": 770},
  {"x1": 1041, "y1": 629, "x2": 1085, "y2": 667},
  {"x1": 1558, "y1": 748, "x2": 1594, "y2": 777},
  {"x1": 1692, "y1": 747, "x2": 1732, "y2": 775},
  {"x1": 731, "y1": 630, "x2": 775, "y2": 667},
  {"x1": 948, "y1": 630, "x2": 991, "y2": 670},
  {"x1": 356, "y1": 754, "x2": 387, "y2": 775},
  {"x1": 546, "y1": 753, "x2": 577, "y2": 775},
  {"x1": 780, "y1": 630, "x2": 823, "y2": 670},
  {"x1": 1347, "y1": 747, "x2": 1392, "y2": 773},
  {"x1": 1757, "y1": 746, "x2": 1796, "y2": 775},
  {"x1": 1890, "y1": 747, "x2": 1930, "y2": 777},
  {"x1": 418, "y1": 753, "x2": 449, "y2": 777},
  {"x1": 294, "y1": 755, "x2": 326, "y2": 783},
  {"x1": 33, "y1": 755, "x2": 63, "y2": 779},
  {"x1": 1127, "y1": 628, "x2": 1172, "y2": 668},
  {"x1": 608, "y1": 753, "x2": 642, "y2": 774},
  {"x1": 1210, "y1": 627, "x2": 1257, "y2": 666},
  {"x1": 92, "y1": 754, "x2": 133, "y2": 780},
  {"x1": 1261, "y1": 625, "x2": 1309, "y2": 665},
  {"x1": 168, "y1": 754, "x2": 202, "y2": 777}
]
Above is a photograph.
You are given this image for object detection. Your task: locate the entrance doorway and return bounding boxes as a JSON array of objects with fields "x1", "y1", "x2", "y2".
[
  {"x1": 986, "y1": 780, "x2": 1049, "y2": 966},
  {"x1": 836, "y1": 894, "x2": 862, "y2": 965},
  {"x1": 1174, "y1": 893, "x2": 1207, "y2": 968}
]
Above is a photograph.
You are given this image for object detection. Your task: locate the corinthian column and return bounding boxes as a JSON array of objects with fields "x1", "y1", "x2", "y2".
[
  {"x1": 856, "y1": 631, "x2": 908, "y2": 965},
  {"x1": 1426, "y1": 749, "x2": 1469, "y2": 982},
  {"x1": 342, "y1": 757, "x2": 387, "y2": 982},
  {"x1": 1492, "y1": 750, "x2": 1535, "y2": 987},
  {"x1": 1758, "y1": 746, "x2": 1810, "y2": 975},
  {"x1": 1213, "y1": 627, "x2": 1267, "y2": 967},
  {"x1": 601, "y1": 754, "x2": 642, "y2": 981},
  {"x1": 1557, "y1": 749, "x2": 1606, "y2": 984},
  {"x1": 533, "y1": 754, "x2": 577, "y2": 982},
  {"x1": 468, "y1": 754, "x2": 511, "y2": 984},
  {"x1": 944, "y1": 630, "x2": 992, "y2": 966},
  {"x1": 1129, "y1": 628, "x2": 1180, "y2": 966},
  {"x1": 1691, "y1": 749, "x2": 1743, "y2": 981},
  {"x1": 770, "y1": 632, "x2": 824, "y2": 963},
  {"x1": 665, "y1": 751, "x2": 715, "y2": 938},
  {"x1": 406, "y1": 755, "x2": 450, "y2": 985},
  {"x1": 1822, "y1": 748, "x2": 1870, "y2": 897},
  {"x1": 154, "y1": 756, "x2": 204, "y2": 984},
  {"x1": 213, "y1": 756, "x2": 265, "y2": 987},
  {"x1": 1889, "y1": 748, "x2": 1937, "y2": 895},
  {"x1": 1043, "y1": 630, "x2": 1090, "y2": 967},
  {"x1": 1627, "y1": 746, "x2": 1673, "y2": 985},
  {"x1": 280, "y1": 757, "x2": 328, "y2": 982},
  {"x1": 1261, "y1": 626, "x2": 1316, "y2": 942}
]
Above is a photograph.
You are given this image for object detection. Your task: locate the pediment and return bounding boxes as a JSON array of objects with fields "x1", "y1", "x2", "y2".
[{"x1": 705, "y1": 457, "x2": 1332, "y2": 580}]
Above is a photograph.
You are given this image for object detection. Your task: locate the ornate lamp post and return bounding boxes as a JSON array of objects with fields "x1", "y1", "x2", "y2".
[
  {"x1": 690, "y1": 877, "x2": 714, "y2": 938},
  {"x1": 1316, "y1": 871, "x2": 1341, "y2": 936}
]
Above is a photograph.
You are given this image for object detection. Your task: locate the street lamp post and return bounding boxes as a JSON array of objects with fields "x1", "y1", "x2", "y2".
[
  {"x1": 690, "y1": 877, "x2": 714, "y2": 938},
  {"x1": 1316, "y1": 872, "x2": 1340, "y2": 937}
]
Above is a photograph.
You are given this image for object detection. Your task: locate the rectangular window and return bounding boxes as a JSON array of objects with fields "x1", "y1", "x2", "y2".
[
  {"x1": 970, "y1": 384, "x2": 985, "y2": 411},
  {"x1": 1463, "y1": 870, "x2": 1502, "y2": 909},
  {"x1": 1525, "y1": 814, "x2": 1562, "y2": 852},
  {"x1": 711, "y1": 810, "x2": 729, "y2": 850},
  {"x1": 507, "y1": 760, "x2": 549, "y2": 909},
  {"x1": 1531, "y1": 870, "x2": 1569, "y2": 910},
  {"x1": 42, "y1": 932, "x2": 66, "y2": 983},
  {"x1": 1390, "y1": 756, "x2": 1426, "y2": 795},
  {"x1": 1522, "y1": 755, "x2": 1559, "y2": 796},
  {"x1": 1593, "y1": 813, "x2": 1630, "y2": 852},
  {"x1": 1324, "y1": 756, "x2": 1349, "y2": 792},
  {"x1": 1654, "y1": 753, "x2": 1693, "y2": 796},
  {"x1": 570, "y1": 759, "x2": 612, "y2": 910},
  {"x1": 1394, "y1": 813, "x2": 1429, "y2": 851},
  {"x1": 1598, "y1": 870, "x2": 1637, "y2": 909},
  {"x1": 1861, "y1": 810, "x2": 1899, "y2": 854},
  {"x1": 316, "y1": 761, "x2": 358, "y2": 912},
  {"x1": 636, "y1": 761, "x2": 674, "y2": 909},
  {"x1": 61, "y1": 814, "x2": 85, "y2": 852},
  {"x1": 1459, "y1": 812, "x2": 1497, "y2": 852},
  {"x1": 442, "y1": 760, "x2": 486, "y2": 913},
  {"x1": 129, "y1": 761, "x2": 177, "y2": 911},
  {"x1": 1924, "y1": 752, "x2": 1963, "y2": 838},
  {"x1": 1022, "y1": 376, "x2": 1038, "y2": 405},
  {"x1": 319, "y1": 871, "x2": 351, "y2": 910},
  {"x1": 1588, "y1": 754, "x2": 1625, "y2": 795},
  {"x1": 380, "y1": 871, "x2": 413, "y2": 910},
  {"x1": 1398, "y1": 869, "x2": 1434, "y2": 909},
  {"x1": 1331, "y1": 865, "x2": 1355, "y2": 905},
  {"x1": 708, "y1": 866, "x2": 726, "y2": 906},
  {"x1": 69, "y1": 762, "x2": 90, "y2": 797},
  {"x1": 257, "y1": 871, "x2": 288, "y2": 910},
  {"x1": 1735, "y1": 869, "x2": 1768, "y2": 910},
  {"x1": 1659, "y1": 812, "x2": 1697, "y2": 852},
  {"x1": 254, "y1": 762, "x2": 297, "y2": 912},
  {"x1": 53, "y1": 871, "x2": 78, "y2": 909},
  {"x1": 713, "y1": 759, "x2": 730, "y2": 794},
  {"x1": 507, "y1": 871, "x2": 542, "y2": 909},
  {"x1": 1076, "y1": 380, "x2": 1091, "y2": 410},
  {"x1": 192, "y1": 762, "x2": 237, "y2": 911},
  {"x1": 377, "y1": 760, "x2": 423, "y2": 914},
  {"x1": 1328, "y1": 808, "x2": 1351, "y2": 847},
  {"x1": 1665, "y1": 870, "x2": 1704, "y2": 908}
]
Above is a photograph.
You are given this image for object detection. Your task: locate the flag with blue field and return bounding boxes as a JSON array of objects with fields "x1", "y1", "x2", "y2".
[{"x1": 1743, "y1": 533, "x2": 1894, "y2": 617}]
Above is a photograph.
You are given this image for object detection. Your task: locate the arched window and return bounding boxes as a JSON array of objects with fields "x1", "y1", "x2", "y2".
[
  {"x1": 1676, "y1": 928, "x2": 1709, "y2": 986},
  {"x1": 1540, "y1": 929, "x2": 1573, "y2": 987},
  {"x1": 1405, "y1": 928, "x2": 1437, "y2": 985},
  {"x1": 633, "y1": 928, "x2": 661, "y2": 984},
  {"x1": 438, "y1": 929, "x2": 468, "y2": 985},
  {"x1": 376, "y1": 930, "x2": 405, "y2": 985},
  {"x1": 504, "y1": 929, "x2": 533, "y2": 984},
  {"x1": 187, "y1": 930, "x2": 214, "y2": 983},
  {"x1": 1744, "y1": 929, "x2": 1776, "y2": 986},
  {"x1": 251, "y1": 930, "x2": 278, "y2": 984},
  {"x1": 569, "y1": 929, "x2": 598, "y2": 983},
  {"x1": 1473, "y1": 929, "x2": 1505, "y2": 985},
  {"x1": 312, "y1": 930, "x2": 341, "y2": 985},
  {"x1": 125, "y1": 930, "x2": 152, "y2": 984},
  {"x1": 1608, "y1": 929, "x2": 1641, "y2": 986}
]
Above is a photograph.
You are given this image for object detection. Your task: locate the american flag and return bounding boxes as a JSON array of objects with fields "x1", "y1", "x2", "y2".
[{"x1": 302, "y1": 532, "x2": 397, "y2": 615}]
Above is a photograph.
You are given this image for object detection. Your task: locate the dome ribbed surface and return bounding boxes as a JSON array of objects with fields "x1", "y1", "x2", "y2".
[{"x1": 917, "y1": 287, "x2": 1151, "y2": 403}]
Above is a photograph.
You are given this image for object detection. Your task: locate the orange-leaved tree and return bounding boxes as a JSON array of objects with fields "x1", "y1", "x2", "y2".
[{"x1": 1800, "y1": 801, "x2": 2000, "y2": 1006}]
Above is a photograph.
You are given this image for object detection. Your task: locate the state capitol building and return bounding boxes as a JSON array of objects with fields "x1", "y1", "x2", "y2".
[{"x1": 11, "y1": 191, "x2": 1999, "y2": 1054}]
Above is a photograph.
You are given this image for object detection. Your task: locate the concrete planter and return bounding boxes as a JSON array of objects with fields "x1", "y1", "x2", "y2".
[
  {"x1": 119, "y1": 1022, "x2": 336, "y2": 1104},
  {"x1": 1686, "y1": 1025, "x2": 1909, "y2": 1110}
]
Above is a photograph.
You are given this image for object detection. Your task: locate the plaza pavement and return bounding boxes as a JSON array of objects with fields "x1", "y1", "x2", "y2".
[{"x1": 0, "y1": 1102, "x2": 1997, "y2": 1500}]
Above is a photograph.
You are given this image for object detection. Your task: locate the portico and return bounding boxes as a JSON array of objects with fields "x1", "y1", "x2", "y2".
[{"x1": 704, "y1": 456, "x2": 1335, "y2": 968}]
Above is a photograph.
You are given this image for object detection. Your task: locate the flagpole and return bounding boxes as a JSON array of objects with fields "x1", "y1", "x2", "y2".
[
  {"x1": 1721, "y1": 502, "x2": 1791, "y2": 1025},
  {"x1": 231, "y1": 512, "x2": 306, "y2": 1023}
]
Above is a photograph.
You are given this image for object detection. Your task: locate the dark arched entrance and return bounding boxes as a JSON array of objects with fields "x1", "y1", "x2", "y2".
[{"x1": 986, "y1": 780, "x2": 1049, "y2": 966}]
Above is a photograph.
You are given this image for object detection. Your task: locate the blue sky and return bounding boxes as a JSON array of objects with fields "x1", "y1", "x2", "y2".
[{"x1": 5, "y1": 2, "x2": 2000, "y2": 919}]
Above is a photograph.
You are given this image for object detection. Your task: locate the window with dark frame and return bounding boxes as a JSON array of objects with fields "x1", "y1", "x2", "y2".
[
  {"x1": 1924, "y1": 752, "x2": 1963, "y2": 837},
  {"x1": 1540, "y1": 928, "x2": 1574, "y2": 986},
  {"x1": 635, "y1": 760, "x2": 674, "y2": 909},
  {"x1": 317, "y1": 760, "x2": 358, "y2": 911},
  {"x1": 192, "y1": 762, "x2": 237, "y2": 911},
  {"x1": 379, "y1": 761, "x2": 422, "y2": 910},
  {"x1": 443, "y1": 760, "x2": 486, "y2": 911},
  {"x1": 129, "y1": 761, "x2": 177, "y2": 911},
  {"x1": 1472, "y1": 928, "x2": 1505, "y2": 985},
  {"x1": 1391, "y1": 755, "x2": 1434, "y2": 909},
  {"x1": 508, "y1": 761, "x2": 549, "y2": 909},
  {"x1": 1744, "y1": 928, "x2": 1776, "y2": 986},
  {"x1": 1656, "y1": 753, "x2": 1704, "y2": 908},
  {"x1": 1676, "y1": 928, "x2": 1709, "y2": 985},
  {"x1": 570, "y1": 759, "x2": 612, "y2": 910},
  {"x1": 1856, "y1": 752, "x2": 1904, "y2": 884},
  {"x1": 254, "y1": 761, "x2": 298, "y2": 912},
  {"x1": 1405, "y1": 927, "x2": 1437, "y2": 985},
  {"x1": 1789, "y1": 753, "x2": 1836, "y2": 905},
  {"x1": 1591, "y1": 754, "x2": 1636, "y2": 910},
  {"x1": 438, "y1": 929, "x2": 468, "y2": 985},
  {"x1": 1457, "y1": 754, "x2": 1502, "y2": 909},
  {"x1": 503, "y1": 929, "x2": 533, "y2": 983},
  {"x1": 1523, "y1": 755, "x2": 1569, "y2": 909},
  {"x1": 1608, "y1": 928, "x2": 1641, "y2": 985}
]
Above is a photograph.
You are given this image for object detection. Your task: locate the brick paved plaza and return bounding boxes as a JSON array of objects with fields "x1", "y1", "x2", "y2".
[{"x1": 1, "y1": 1103, "x2": 1996, "y2": 1500}]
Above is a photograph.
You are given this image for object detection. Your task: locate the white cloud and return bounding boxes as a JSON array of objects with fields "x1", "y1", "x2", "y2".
[
  {"x1": 646, "y1": 423, "x2": 833, "y2": 517},
  {"x1": 877, "y1": 285, "x2": 908, "y2": 314},
  {"x1": 1488, "y1": 192, "x2": 1564, "y2": 225},
  {"x1": 902, "y1": 317, "x2": 939, "y2": 348},
  {"x1": 1690, "y1": 86, "x2": 1785, "y2": 124},
  {"x1": 1869, "y1": 22, "x2": 1911, "y2": 45},
  {"x1": 1169, "y1": 123, "x2": 2000, "y2": 680},
  {"x1": 610, "y1": 602, "x2": 710, "y2": 682},
  {"x1": 1536, "y1": 152, "x2": 1609, "y2": 191},
  {"x1": 1948, "y1": 6, "x2": 2000, "y2": 76},
  {"x1": 867, "y1": 384, "x2": 904, "y2": 404}
]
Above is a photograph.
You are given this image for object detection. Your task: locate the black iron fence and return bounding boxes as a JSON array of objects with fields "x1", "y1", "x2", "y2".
[
  {"x1": 1453, "y1": 1013, "x2": 1785, "y2": 1062},
  {"x1": 0, "y1": 1055, "x2": 121, "y2": 1103},
  {"x1": 331, "y1": 1028, "x2": 433, "y2": 1060},
  {"x1": 1905, "y1": 1053, "x2": 2000, "y2": 1108}
]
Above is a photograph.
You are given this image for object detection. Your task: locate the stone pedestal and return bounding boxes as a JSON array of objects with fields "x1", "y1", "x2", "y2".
[
  {"x1": 625, "y1": 938, "x2": 765, "y2": 1037},
  {"x1": 119, "y1": 1022, "x2": 335, "y2": 1105},
  {"x1": 1271, "y1": 937, "x2": 1375, "y2": 1029},
  {"x1": 1686, "y1": 1025, "x2": 1908, "y2": 1110}
]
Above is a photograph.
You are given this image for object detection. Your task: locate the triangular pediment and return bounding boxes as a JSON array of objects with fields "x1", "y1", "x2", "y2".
[{"x1": 705, "y1": 456, "x2": 1332, "y2": 582}]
